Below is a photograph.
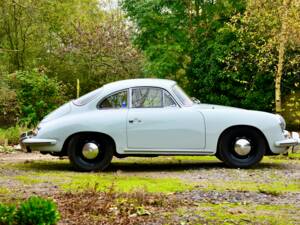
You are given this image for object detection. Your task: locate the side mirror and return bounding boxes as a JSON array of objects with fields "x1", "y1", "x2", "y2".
[{"x1": 191, "y1": 97, "x2": 201, "y2": 104}]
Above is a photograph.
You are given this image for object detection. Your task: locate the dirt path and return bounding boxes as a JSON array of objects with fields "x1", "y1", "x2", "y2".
[{"x1": 0, "y1": 151, "x2": 57, "y2": 162}]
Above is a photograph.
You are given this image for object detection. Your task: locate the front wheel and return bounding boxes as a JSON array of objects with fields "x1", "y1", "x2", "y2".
[
  {"x1": 219, "y1": 127, "x2": 266, "y2": 168},
  {"x1": 68, "y1": 134, "x2": 114, "y2": 171}
]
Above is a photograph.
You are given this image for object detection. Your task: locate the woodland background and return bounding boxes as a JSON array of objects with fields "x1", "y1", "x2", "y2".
[{"x1": 0, "y1": 0, "x2": 299, "y2": 129}]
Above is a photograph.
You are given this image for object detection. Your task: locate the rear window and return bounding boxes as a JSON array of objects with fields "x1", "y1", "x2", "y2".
[{"x1": 73, "y1": 88, "x2": 102, "y2": 106}]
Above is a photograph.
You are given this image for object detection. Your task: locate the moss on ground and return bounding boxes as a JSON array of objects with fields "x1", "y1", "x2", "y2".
[
  {"x1": 14, "y1": 172, "x2": 193, "y2": 193},
  {"x1": 60, "y1": 174, "x2": 193, "y2": 193},
  {"x1": 0, "y1": 187, "x2": 11, "y2": 194},
  {"x1": 2, "y1": 154, "x2": 300, "y2": 194},
  {"x1": 6, "y1": 160, "x2": 194, "y2": 193},
  {"x1": 197, "y1": 179, "x2": 300, "y2": 194},
  {"x1": 184, "y1": 202, "x2": 300, "y2": 225}
]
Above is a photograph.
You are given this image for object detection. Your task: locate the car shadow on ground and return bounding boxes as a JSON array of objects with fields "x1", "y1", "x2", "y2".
[
  {"x1": 107, "y1": 161, "x2": 286, "y2": 172},
  {"x1": 13, "y1": 159, "x2": 287, "y2": 172}
]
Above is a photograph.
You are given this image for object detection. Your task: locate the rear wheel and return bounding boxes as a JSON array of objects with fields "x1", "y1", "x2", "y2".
[
  {"x1": 219, "y1": 127, "x2": 266, "y2": 168},
  {"x1": 68, "y1": 134, "x2": 114, "y2": 171}
]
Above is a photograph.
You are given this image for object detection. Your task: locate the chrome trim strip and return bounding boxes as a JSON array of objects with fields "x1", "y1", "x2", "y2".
[
  {"x1": 123, "y1": 150, "x2": 214, "y2": 155},
  {"x1": 22, "y1": 138, "x2": 57, "y2": 146}
]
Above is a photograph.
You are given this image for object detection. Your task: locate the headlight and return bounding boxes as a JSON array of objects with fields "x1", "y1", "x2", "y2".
[
  {"x1": 276, "y1": 114, "x2": 286, "y2": 131},
  {"x1": 32, "y1": 126, "x2": 41, "y2": 136}
]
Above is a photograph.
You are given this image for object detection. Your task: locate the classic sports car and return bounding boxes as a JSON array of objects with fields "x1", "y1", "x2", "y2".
[{"x1": 20, "y1": 79, "x2": 300, "y2": 171}]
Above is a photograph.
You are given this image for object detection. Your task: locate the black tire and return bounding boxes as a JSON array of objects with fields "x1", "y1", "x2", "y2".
[
  {"x1": 68, "y1": 133, "x2": 114, "y2": 171},
  {"x1": 215, "y1": 151, "x2": 224, "y2": 161},
  {"x1": 219, "y1": 127, "x2": 266, "y2": 168}
]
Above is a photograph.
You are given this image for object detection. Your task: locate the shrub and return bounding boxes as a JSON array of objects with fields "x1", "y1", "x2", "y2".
[
  {"x1": 282, "y1": 91, "x2": 300, "y2": 131},
  {"x1": 0, "y1": 81, "x2": 19, "y2": 127},
  {"x1": 7, "y1": 69, "x2": 67, "y2": 126},
  {"x1": 15, "y1": 196, "x2": 60, "y2": 225},
  {"x1": 0, "y1": 126, "x2": 28, "y2": 146},
  {"x1": 0, "y1": 203, "x2": 15, "y2": 225},
  {"x1": 0, "y1": 126, "x2": 26, "y2": 145}
]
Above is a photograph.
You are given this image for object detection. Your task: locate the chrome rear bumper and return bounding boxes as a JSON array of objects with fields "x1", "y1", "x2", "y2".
[
  {"x1": 19, "y1": 131, "x2": 57, "y2": 152},
  {"x1": 275, "y1": 131, "x2": 300, "y2": 147}
]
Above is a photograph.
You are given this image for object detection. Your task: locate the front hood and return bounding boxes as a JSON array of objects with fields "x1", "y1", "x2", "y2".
[
  {"x1": 193, "y1": 103, "x2": 280, "y2": 125},
  {"x1": 193, "y1": 103, "x2": 247, "y2": 111},
  {"x1": 40, "y1": 101, "x2": 72, "y2": 123}
]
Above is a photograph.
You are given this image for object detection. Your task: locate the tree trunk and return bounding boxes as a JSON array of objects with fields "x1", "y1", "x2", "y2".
[
  {"x1": 275, "y1": 0, "x2": 291, "y2": 113},
  {"x1": 275, "y1": 40, "x2": 285, "y2": 113}
]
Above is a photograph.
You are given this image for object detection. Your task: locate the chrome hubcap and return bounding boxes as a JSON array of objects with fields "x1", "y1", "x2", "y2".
[
  {"x1": 82, "y1": 142, "x2": 99, "y2": 159},
  {"x1": 234, "y1": 138, "x2": 251, "y2": 156}
]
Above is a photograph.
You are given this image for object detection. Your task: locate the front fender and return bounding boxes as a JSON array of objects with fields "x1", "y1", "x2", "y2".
[{"x1": 200, "y1": 109, "x2": 286, "y2": 154}]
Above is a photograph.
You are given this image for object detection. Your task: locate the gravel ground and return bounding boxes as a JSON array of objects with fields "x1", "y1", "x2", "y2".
[{"x1": 0, "y1": 151, "x2": 300, "y2": 224}]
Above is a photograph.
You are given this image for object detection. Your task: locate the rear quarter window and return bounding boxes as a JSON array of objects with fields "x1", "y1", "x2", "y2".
[{"x1": 73, "y1": 88, "x2": 102, "y2": 106}]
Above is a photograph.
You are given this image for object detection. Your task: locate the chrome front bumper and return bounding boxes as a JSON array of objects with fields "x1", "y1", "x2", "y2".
[
  {"x1": 275, "y1": 131, "x2": 300, "y2": 147},
  {"x1": 19, "y1": 131, "x2": 57, "y2": 152}
]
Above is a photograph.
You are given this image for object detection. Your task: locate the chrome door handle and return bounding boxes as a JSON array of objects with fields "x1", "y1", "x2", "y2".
[{"x1": 129, "y1": 118, "x2": 141, "y2": 123}]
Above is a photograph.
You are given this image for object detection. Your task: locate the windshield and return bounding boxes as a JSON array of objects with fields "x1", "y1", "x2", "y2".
[
  {"x1": 73, "y1": 88, "x2": 102, "y2": 106},
  {"x1": 172, "y1": 85, "x2": 193, "y2": 107}
]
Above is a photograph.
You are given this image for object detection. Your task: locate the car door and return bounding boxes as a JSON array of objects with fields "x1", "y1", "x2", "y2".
[
  {"x1": 97, "y1": 89, "x2": 129, "y2": 150},
  {"x1": 126, "y1": 87, "x2": 205, "y2": 151}
]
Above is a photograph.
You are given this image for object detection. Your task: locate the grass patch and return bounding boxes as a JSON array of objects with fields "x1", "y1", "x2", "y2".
[
  {"x1": 3, "y1": 160, "x2": 194, "y2": 193},
  {"x1": 2, "y1": 156, "x2": 299, "y2": 195},
  {"x1": 287, "y1": 153, "x2": 300, "y2": 160},
  {"x1": 198, "y1": 180, "x2": 300, "y2": 194},
  {"x1": 15, "y1": 175, "x2": 45, "y2": 185},
  {"x1": 61, "y1": 174, "x2": 193, "y2": 193},
  {"x1": 0, "y1": 187, "x2": 11, "y2": 194},
  {"x1": 0, "y1": 145, "x2": 15, "y2": 153},
  {"x1": 269, "y1": 153, "x2": 300, "y2": 160},
  {"x1": 187, "y1": 202, "x2": 299, "y2": 225},
  {"x1": 0, "y1": 126, "x2": 27, "y2": 145},
  {"x1": 264, "y1": 153, "x2": 300, "y2": 163}
]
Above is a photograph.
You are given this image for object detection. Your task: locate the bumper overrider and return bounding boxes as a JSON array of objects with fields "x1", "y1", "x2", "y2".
[
  {"x1": 19, "y1": 131, "x2": 57, "y2": 152},
  {"x1": 275, "y1": 131, "x2": 300, "y2": 147}
]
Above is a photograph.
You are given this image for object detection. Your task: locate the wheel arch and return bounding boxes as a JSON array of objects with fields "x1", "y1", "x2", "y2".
[
  {"x1": 61, "y1": 131, "x2": 116, "y2": 156},
  {"x1": 216, "y1": 125, "x2": 272, "y2": 155}
]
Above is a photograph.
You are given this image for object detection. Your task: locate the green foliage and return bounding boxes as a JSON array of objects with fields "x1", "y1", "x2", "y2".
[
  {"x1": 15, "y1": 196, "x2": 60, "y2": 225},
  {"x1": 0, "y1": 79, "x2": 19, "y2": 127},
  {"x1": 0, "y1": 0, "x2": 142, "y2": 100},
  {"x1": 121, "y1": 0, "x2": 191, "y2": 85},
  {"x1": 282, "y1": 91, "x2": 300, "y2": 130},
  {"x1": 0, "y1": 203, "x2": 15, "y2": 225},
  {"x1": 7, "y1": 69, "x2": 67, "y2": 126},
  {"x1": 0, "y1": 197, "x2": 60, "y2": 225},
  {"x1": 122, "y1": 0, "x2": 300, "y2": 127},
  {"x1": 0, "y1": 126, "x2": 26, "y2": 145}
]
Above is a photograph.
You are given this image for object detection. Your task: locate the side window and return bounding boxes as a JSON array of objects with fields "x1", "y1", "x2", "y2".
[
  {"x1": 99, "y1": 90, "x2": 128, "y2": 109},
  {"x1": 163, "y1": 91, "x2": 177, "y2": 107},
  {"x1": 132, "y1": 87, "x2": 163, "y2": 108}
]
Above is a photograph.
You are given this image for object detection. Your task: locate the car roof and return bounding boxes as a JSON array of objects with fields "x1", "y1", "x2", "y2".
[{"x1": 102, "y1": 78, "x2": 177, "y2": 93}]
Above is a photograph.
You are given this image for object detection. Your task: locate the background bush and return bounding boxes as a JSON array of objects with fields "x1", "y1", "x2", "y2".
[
  {"x1": 0, "y1": 126, "x2": 27, "y2": 145},
  {"x1": 7, "y1": 69, "x2": 67, "y2": 126},
  {"x1": 0, "y1": 82, "x2": 19, "y2": 127}
]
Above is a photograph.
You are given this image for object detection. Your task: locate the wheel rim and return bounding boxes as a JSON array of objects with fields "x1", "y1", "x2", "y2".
[
  {"x1": 82, "y1": 142, "x2": 99, "y2": 159},
  {"x1": 234, "y1": 138, "x2": 251, "y2": 156}
]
